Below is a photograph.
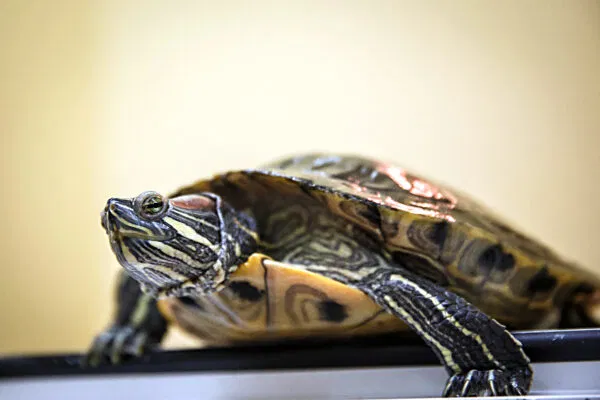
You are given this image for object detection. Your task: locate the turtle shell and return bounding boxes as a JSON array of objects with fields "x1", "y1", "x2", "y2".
[{"x1": 170, "y1": 153, "x2": 600, "y2": 330}]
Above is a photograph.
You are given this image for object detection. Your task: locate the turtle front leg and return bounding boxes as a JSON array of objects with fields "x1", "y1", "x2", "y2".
[
  {"x1": 358, "y1": 268, "x2": 532, "y2": 397},
  {"x1": 84, "y1": 271, "x2": 168, "y2": 366}
]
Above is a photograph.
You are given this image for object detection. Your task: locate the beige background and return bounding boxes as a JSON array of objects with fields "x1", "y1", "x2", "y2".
[{"x1": 1, "y1": 1, "x2": 599, "y2": 355}]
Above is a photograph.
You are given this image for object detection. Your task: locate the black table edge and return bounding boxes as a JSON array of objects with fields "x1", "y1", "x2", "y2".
[{"x1": 1, "y1": 328, "x2": 599, "y2": 379}]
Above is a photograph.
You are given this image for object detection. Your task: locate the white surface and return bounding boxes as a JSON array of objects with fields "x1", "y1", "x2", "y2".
[{"x1": 0, "y1": 361, "x2": 598, "y2": 400}]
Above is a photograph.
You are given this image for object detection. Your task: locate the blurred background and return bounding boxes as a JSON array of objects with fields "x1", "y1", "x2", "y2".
[{"x1": 1, "y1": 1, "x2": 599, "y2": 356}]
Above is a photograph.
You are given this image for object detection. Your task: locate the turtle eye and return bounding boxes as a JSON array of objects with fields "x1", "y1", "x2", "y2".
[{"x1": 134, "y1": 191, "x2": 168, "y2": 220}]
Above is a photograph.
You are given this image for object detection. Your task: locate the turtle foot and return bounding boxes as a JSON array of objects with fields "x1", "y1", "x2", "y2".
[
  {"x1": 83, "y1": 325, "x2": 157, "y2": 367},
  {"x1": 443, "y1": 368, "x2": 532, "y2": 397}
]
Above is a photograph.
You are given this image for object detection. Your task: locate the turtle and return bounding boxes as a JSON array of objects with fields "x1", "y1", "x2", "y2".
[{"x1": 87, "y1": 153, "x2": 600, "y2": 397}]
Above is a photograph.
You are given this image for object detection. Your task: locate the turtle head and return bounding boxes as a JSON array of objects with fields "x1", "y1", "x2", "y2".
[{"x1": 101, "y1": 191, "x2": 258, "y2": 297}]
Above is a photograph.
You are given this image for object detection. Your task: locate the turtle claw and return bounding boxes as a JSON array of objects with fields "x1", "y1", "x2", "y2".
[
  {"x1": 83, "y1": 325, "x2": 155, "y2": 367},
  {"x1": 443, "y1": 368, "x2": 531, "y2": 397}
]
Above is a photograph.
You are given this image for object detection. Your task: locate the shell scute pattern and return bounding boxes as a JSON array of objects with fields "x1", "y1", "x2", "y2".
[{"x1": 167, "y1": 153, "x2": 599, "y2": 331}]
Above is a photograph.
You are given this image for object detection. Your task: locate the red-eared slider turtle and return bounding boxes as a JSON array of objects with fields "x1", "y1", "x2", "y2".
[{"x1": 88, "y1": 153, "x2": 600, "y2": 397}]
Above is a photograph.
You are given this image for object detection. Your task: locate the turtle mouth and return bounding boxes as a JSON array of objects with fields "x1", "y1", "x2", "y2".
[
  {"x1": 110, "y1": 229, "x2": 172, "y2": 242},
  {"x1": 102, "y1": 205, "x2": 173, "y2": 242}
]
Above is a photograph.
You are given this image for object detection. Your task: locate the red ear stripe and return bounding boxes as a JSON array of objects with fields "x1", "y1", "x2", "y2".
[{"x1": 170, "y1": 195, "x2": 215, "y2": 210}]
